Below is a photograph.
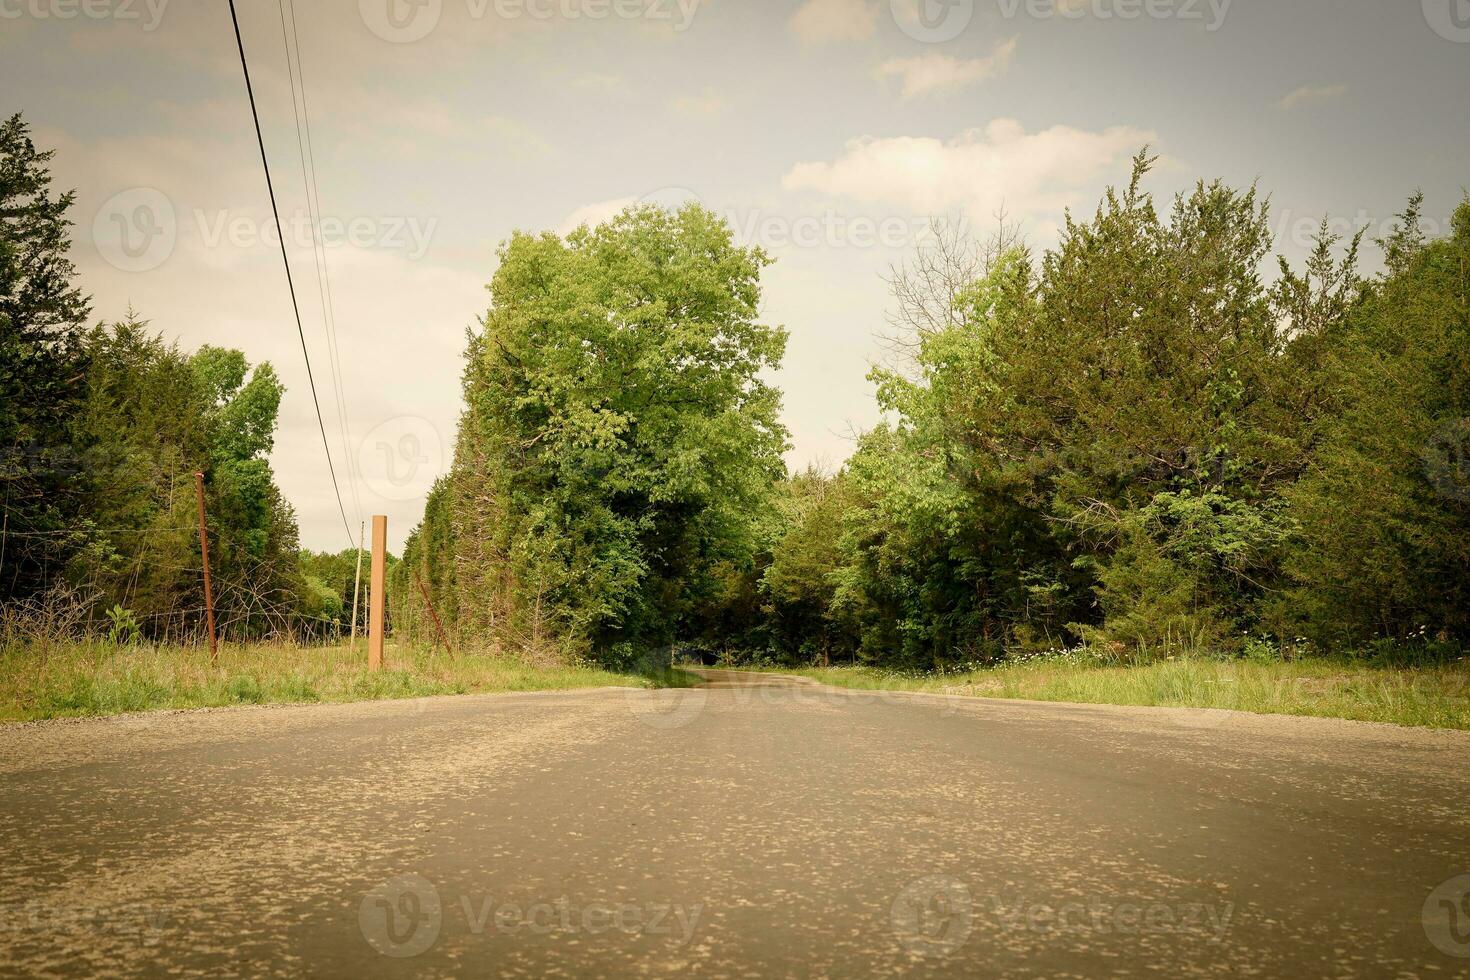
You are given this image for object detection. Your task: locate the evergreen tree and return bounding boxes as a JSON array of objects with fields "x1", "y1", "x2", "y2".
[
  {"x1": 0, "y1": 112, "x2": 93, "y2": 599},
  {"x1": 1283, "y1": 199, "x2": 1470, "y2": 645}
]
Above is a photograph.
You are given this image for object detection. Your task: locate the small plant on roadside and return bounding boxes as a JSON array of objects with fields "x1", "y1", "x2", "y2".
[
  {"x1": 1242, "y1": 633, "x2": 1281, "y2": 663},
  {"x1": 104, "y1": 605, "x2": 141, "y2": 647}
]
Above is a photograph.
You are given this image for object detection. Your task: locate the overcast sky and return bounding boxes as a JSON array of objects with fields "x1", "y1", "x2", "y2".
[{"x1": 3, "y1": 0, "x2": 1467, "y2": 551}]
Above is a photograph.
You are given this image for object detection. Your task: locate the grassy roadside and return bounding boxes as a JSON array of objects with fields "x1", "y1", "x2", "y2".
[
  {"x1": 777, "y1": 657, "x2": 1470, "y2": 730},
  {"x1": 0, "y1": 641, "x2": 693, "y2": 723}
]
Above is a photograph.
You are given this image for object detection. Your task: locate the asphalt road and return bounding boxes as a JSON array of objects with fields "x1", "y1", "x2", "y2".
[{"x1": 3, "y1": 669, "x2": 1470, "y2": 977}]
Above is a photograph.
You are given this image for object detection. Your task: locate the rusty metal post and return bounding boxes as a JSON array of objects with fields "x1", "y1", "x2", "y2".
[
  {"x1": 368, "y1": 514, "x2": 387, "y2": 671},
  {"x1": 413, "y1": 566, "x2": 454, "y2": 658},
  {"x1": 194, "y1": 472, "x2": 218, "y2": 662}
]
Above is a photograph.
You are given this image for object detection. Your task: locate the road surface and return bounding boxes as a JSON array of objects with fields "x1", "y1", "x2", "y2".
[{"x1": 3, "y1": 669, "x2": 1469, "y2": 977}]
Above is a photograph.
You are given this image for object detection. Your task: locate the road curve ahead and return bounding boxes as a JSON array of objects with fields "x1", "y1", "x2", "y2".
[{"x1": 3, "y1": 669, "x2": 1469, "y2": 977}]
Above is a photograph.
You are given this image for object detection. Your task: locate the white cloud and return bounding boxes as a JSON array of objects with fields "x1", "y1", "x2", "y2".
[
  {"x1": 558, "y1": 197, "x2": 638, "y2": 235},
  {"x1": 1277, "y1": 84, "x2": 1348, "y2": 110},
  {"x1": 789, "y1": 0, "x2": 879, "y2": 43},
  {"x1": 875, "y1": 38, "x2": 1019, "y2": 98},
  {"x1": 781, "y1": 118, "x2": 1154, "y2": 222}
]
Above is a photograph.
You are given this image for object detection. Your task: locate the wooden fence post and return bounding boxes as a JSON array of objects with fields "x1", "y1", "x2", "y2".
[{"x1": 368, "y1": 514, "x2": 387, "y2": 671}]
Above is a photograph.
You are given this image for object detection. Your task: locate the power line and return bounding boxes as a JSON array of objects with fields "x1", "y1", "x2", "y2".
[
  {"x1": 277, "y1": 0, "x2": 364, "y2": 530},
  {"x1": 226, "y1": 0, "x2": 354, "y2": 548}
]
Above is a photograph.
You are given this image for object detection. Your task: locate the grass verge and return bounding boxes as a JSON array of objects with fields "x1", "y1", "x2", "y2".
[
  {"x1": 0, "y1": 641, "x2": 690, "y2": 723},
  {"x1": 780, "y1": 656, "x2": 1470, "y2": 730}
]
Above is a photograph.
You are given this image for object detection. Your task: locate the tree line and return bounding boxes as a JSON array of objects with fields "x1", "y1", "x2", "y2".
[
  {"x1": 403, "y1": 152, "x2": 1468, "y2": 669},
  {"x1": 5, "y1": 109, "x2": 1466, "y2": 667}
]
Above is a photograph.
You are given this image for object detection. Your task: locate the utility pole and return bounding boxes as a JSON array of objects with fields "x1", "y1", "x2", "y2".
[
  {"x1": 194, "y1": 472, "x2": 218, "y2": 662},
  {"x1": 349, "y1": 521, "x2": 364, "y2": 651},
  {"x1": 368, "y1": 514, "x2": 387, "y2": 671}
]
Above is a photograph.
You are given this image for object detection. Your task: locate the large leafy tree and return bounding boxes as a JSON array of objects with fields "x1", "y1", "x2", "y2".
[{"x1": 407, "y1": 203, "x2": 788, "y2": 663}]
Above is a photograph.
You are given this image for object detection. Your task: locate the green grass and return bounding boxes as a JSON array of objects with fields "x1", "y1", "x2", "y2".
[
  {"x1": 0, "y1": 640, "x2": 690, "y2": 723},
  {"x1": 13, "y1": 640, "x2": 1465, "y2": 730},
  {"x1": 779, "y1": 656, "x2": 1470, "y2": 730}
]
